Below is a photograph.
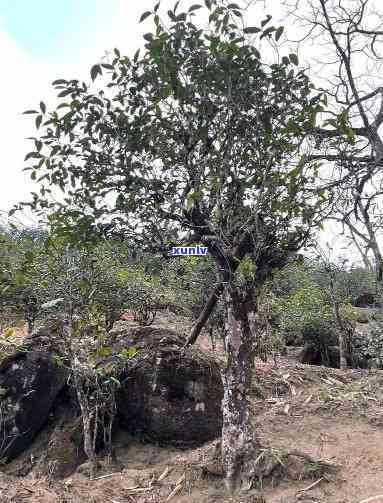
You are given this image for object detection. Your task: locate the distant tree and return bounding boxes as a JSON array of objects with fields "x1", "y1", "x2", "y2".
[
  {"x1": 283, "y1": 0, "x2": 383, "y2": 291},
  {"x1": 17, "y1": 0, "x2": 332, "y2": 491}
]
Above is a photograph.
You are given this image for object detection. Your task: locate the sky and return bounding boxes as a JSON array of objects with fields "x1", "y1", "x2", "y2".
[
  {"x1": 0, "y1": 0, "x2": 364, "y2": 261},
  {"x1": 0, "y1": 0, "x2": 155, "y2": 223}
]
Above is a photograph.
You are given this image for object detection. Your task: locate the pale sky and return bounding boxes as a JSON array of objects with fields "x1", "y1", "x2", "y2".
[
  {"x1": 0, "y1": 0, "x2": 155, "y2": 220},
  {"x1": 0, "y1": 0, "x2": 372, "y2": 262}
]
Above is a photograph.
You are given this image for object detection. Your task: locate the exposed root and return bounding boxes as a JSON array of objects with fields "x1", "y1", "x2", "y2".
[
  {"x1": 191, "y1": 440, "x2": 340, "y2": 492},
  {"x1": 248, "y1": 446, "x2": 340, "y2": 489}
]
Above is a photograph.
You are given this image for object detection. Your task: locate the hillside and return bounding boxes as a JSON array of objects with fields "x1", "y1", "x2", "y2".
[{"x1": 1, "y1": 313, "x2": 383, "y2": 503}]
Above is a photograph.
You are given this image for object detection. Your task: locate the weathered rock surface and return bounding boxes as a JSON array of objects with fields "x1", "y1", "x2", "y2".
[
  {"x1": 354, "y1": 292, "x2": 376, "y2": 308},
  {"x1": 298, "y1": 343, "x2": 356, "y2": 368},
  {"x1": 0, "y1": 321, "x2": 223, "y2": 466},
  {"x1": 2, "y1": 400, "x2": 85, "y2": 479},
  {"x1": 101, "y1": 325, "x2": 224, "y2": 448},
  {"x1": 298, "y1": 344, "x2": 322, "y2": 366},
  {"x1": 0, "y1": 327, "x2": 68, "y2": 462}
]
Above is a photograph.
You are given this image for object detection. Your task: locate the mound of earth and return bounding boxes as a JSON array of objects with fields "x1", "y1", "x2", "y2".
[{"x1": 1, "y1": 355, "x2": 383, "y2": 502}]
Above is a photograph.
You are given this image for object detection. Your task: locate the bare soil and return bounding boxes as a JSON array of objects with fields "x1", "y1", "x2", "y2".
[{"x1": 1, "y1": 314, "x2": 383, "y2": 503}]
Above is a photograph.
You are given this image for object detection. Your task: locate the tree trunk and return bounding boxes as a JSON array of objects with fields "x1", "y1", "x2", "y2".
[
  {"x1": 221, "y1": 285, "x2": 261, "y2": 493},
  {"x1": 185, "y1": 283, "x2": 224, "y2": 346},
  {"x1": 333, "y1": 302, "x2": 348, "y2": 369},
  {"x1": 355, "y1": 196, "x2": 383, "y2": 291},
  {"x1": 73, "y1": 370, "x2": 98, "y2": 479}
]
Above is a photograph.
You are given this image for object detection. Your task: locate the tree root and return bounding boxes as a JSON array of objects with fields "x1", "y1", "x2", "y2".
[
  {"x1": 247, "y1": 447, "x2": 340, "y2": 488},
  {"x1": 198, "y1": 440, "x2": 340, "y2": 492}
]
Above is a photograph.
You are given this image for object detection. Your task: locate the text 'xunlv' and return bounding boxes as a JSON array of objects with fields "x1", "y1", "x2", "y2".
[{"x1": 171, "y1": 246, "x2": 208, "y2": 256}]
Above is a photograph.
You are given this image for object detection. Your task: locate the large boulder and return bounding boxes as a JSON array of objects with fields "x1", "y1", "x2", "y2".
[
  {"x1": 298, "y1": 344, "x2": 322, "y2": 365},
  {"x1": 0, "y1": 327, "x2": 68, "y2": 462},
  {"x1": 101, "y1": 325, "x2": 223, "y2": 448},
  {"x1": 298, "y1": 343, "x2": 355, "y2": 368},
  {"x1": 352, "y1": 324, "x2": 383, "y2": 369},
  {"x1": 354, "y1": 292, "x2": 376, "y2": 308}
]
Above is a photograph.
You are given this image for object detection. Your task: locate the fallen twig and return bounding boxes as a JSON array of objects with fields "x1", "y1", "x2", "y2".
[
  {"x1": 94, "y1": 472, "x2": 121, "y2": 480},
  {"x1": 166, "y1": 473, "x2": 186, "y2": 501},
  {"x1": 297, "y1": 477, "x2": 324, "y2": 494},
  {"x1": 157, "y1": 466, "x2": 172, "y2": 482},
  {"x1": 287, "y1": 449, "x2": 340, "y2": 469},
  {"x1": 359, "y1": 496, "x2": 383, "y2": 503}
]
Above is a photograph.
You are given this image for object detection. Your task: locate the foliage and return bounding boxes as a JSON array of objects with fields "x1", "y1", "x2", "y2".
[
  {"x1": 0, "y1": 225, "x2": 168, "y2": 332},
  {"x1": 11, "y1": 0, "x2": 349, "y2": 487},
  {"x1": 352, "y1": 313, "x2": 383, "y2": 369},
  {"x1": 16, "y1": 0, "x2": 329, "y2": 287},
  {"x1": 160, "y1": 254, "x2": 217, "y2": 316},
  {"x1": 272, "y1": 262, "x2": 333, "y2": 345}
]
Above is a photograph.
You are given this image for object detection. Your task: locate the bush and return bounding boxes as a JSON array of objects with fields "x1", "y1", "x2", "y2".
[{"x1": 301, "y1": 319, "x2": 337, "y2": 364}]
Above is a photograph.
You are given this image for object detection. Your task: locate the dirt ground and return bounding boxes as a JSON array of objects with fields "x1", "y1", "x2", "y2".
[{"x1": 1, "y1": 315, "x2": 383, "y2": 503}]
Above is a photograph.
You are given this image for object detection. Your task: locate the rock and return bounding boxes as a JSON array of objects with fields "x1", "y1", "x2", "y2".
[
  {"x1": 4, "y1": 409, "x2": 86, "y2": 479},
  {"x1": 301, "y1": 340, "x2": 371, "y2": 368},
  {"x1": 285, "y1": 332, "x2": 303, "y2": 346},
  {"x1": 100, "y1": 325, "x2": 223, "y2": 448},
  {"x1": 354, "y1": 292, "x2": 376, "y2": 308},
  {"x1": 352, "y1": 326, "x2": 383, "y2": 369},
  {"x1": 326, "y1": 345, "x2": 353, "y2": 368},
  {"x1": 298, "y1": 344, "x2": 322, "y2": 365},
  {"x1": 33, "y1": 415, "x2": 86, "y2": 478},
  {"x1": 0, "y1": 328, "x2": 68, "y2": 462}
]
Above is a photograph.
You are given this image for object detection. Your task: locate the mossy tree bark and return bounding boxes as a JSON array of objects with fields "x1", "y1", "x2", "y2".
[{"x1": 221, "y1": 284, "x2": 261, "y2": 493}]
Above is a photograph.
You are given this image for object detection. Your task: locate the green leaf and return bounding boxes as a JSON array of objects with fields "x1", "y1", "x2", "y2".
[
  {"x1": 41, "y1": 297, "x2": 64, "y2": 309},
  {"x1": 282, "y1": 56, "x2": 290, "y2": 65},
  {"x1": 167, "y1": 10, "x2": 175, "y2": 20},
  {"x1": 23, "y1": 110, "x2": 39, "y2": 115},
  {"x1": 289, "y1": 53, "x2": 299, "y2": 66},
  {"x1": 57, "y1": 89, "x2": 72, "y2": 98},
  {"x1": 161, "y1": 84, "x2": 173, "y2": 98},
  {"x1": 275, "y1": 26, "x2": 284, "y2": 41},
  {"x1": 140, "y1": 11, "x2": 152, "y2": 23},
  {"x1": 261, "y1": 26, "x2": 276, "y2": 39},
  {"x1": 40, "y1": 101, "x2": 46, "y2": 114},
  {"x1": 52, "y1": 355, "x2": 64, "y2": 366},
  {"x1": 154, "y1": 2, "x2": 161, "y2": 12},
  {"x1": 52, "y1": 79, "x2": 67, "y2": 85},
  {"x1": 4, "y1": 328, "x2": 14, "y2": 338},
  {"x1": 14, "y1": 271, "x2": 26, "y2": 286},
  {"x1": 24, "y1": 152, "x2": 43, "y2": 161},
  {"x1": 261, "y1": 15, "x2": 272, "y2": 27},
  {"x1": 101, "y1": 63, "x2": 114, "y2": 70},
  {"x1": 90, "y1": 64, "x2": 102, "y2": 81},
  {"x1": 127, "y1": 346, "x2": 137, "y2": 357},
  {"x1": 244, "y1": 26, "x2": 261, "y2": 34},
  {"x1": 105, "y1": 376, "x2": 121, "y2": 387},
  {"x1": 175, "y1": 13, "x2": 187, "y2": 22},
  {"x1": 35, "y1": 115, "x2": 43, "y2": 129},
  {"x1": 189, "y1": 4, "x2": 202, "y2": 11}
]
